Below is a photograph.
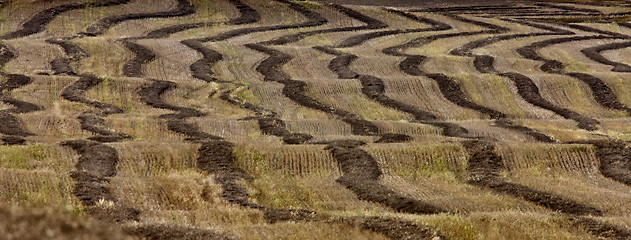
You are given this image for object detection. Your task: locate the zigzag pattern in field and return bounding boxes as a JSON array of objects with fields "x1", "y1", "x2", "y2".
[{"x1": 2, "y1": 0, "x2": 631, "y2": 239}]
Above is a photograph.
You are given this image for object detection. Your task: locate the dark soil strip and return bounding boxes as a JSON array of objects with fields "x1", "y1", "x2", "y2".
[
  {"x1": 48, "y1": 37, "x2": 131, "y2": 142},
  {"x1": 182, "y1": 0, "x2": 327, "y2": 83},
  {"x1": 123, "y1": 0, "x2": 258, "y2": 80},
  {"x1": 581, "y1": 40, "x2": 631, "y2": 72},
  {"x1": 243, "y1": 3, "x2": 388, "y2": 136},
  {"x1": 121, "y1": 40, "x2": 157, "y2": 78},
  {"x1": 447, "y1": 19, "x2": 581, "y2": 142},
  {"x1": 570, "y1": 217, "x2": 631, "y2": 240},
  {"x1": 62, "y1": 140, "x2": 140, "y2": 223},
  {"x1": 326, "y1": 139, "x2": 448, "y2": 214},
  {"x1": 517, "y1": 35, "x2": 631, "y2": 116},
  {"x1": 138, "y1": 79, "x2": 319, "y2": 224},
  {"x1": 342, "y1": 216, "x2": 445, "y2": 240},
  {"x1": 463, "y1": 140, "x2": 602, "y2": 216},
  {"x1": 145, "y1": 0, "x2": 260, "y2": 39},
  {"x1": 0, "y1": 46, "x2": 40, "y2": 144},
  {"x1": 81, "y1": 0, "x2": 195, "y2": 36},
  {"x1": 177, "y1": 3, "x2": 444, "y2": 235},
  {"x1": 387, "y1": 15, "x2": 600, "y2": 131},
  {"x1": 0, "y1": 0, "x2": 130, "y2": 40},
  {"x1": 61, "y1": 74, "x2": 131, "y2": 142},
  {"x1": 123, "y1": 224, "x2": 234, "y2": 240},
  {"x1": 577, "y1": 140, "x2": 631, "y2": 186}
]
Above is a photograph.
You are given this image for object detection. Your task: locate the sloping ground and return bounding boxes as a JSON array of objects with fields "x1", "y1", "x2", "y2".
[{"x1": 2, "y1": 0, "x2": 631, "y2": 239}]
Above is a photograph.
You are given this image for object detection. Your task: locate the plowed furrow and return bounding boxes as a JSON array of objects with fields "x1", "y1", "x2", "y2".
[
  {"x1": 581, "y1": 40, "x2": 631, "y2": 72},
  {"x1": 326, "y1": 139, "x2": 448, "y2": 214},
  {"x1": 183, "y1": 0, "x2": 327, "y2": 83},
  {"x1": 62, "y1": 140, "x2": 140, "y2": 223},
  {"x1": 138, "y1": 79, "x2": 321, "y2": 224},
  {"x1": 387, "y1": 15, "x2": 599, "y2": 131},
  {"x1": 0, "y1": 0, "x2": 130, "y2": 40},
  {"x1": 0, "y1": 0, "x2": 133, "y2": 144},
  {"x1": 244, "y1": 5, "x2": 382, "y2": 136},
  {"x1": 464, "y1": 140, "x2": 602, "y2": 215},
  {"x1": 180, "y1": 3, "x2": 446, "y2": 235},
  {"x1": 48, "y1": 36, "x2": 130, "y2": 142},
  {"x1": 123, "y1": 224, "x2": 234, "y2": 240},
  {"x1": 517, "y1": 35, "x2": 631, "y2": 115},
  {"x1": 447, "y1": 19, "x2": 578, "y2": 142},
  {"x1": 81, "y1": 0, "x2": 194, "y2": 36},
  {"x1": 317, "y1": 11, "x2": 514, "y2": 139},
  {"x1": 582, "y1": 140, "x2": 631, "y2": 186},
  {"x1": 121, "y1": 0, "x2": 260, "y2": 79}
]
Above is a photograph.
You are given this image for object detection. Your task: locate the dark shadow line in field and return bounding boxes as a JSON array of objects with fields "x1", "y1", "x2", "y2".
[{"x1": 1, "y1": 0, "x2": 131, "y2": 40}]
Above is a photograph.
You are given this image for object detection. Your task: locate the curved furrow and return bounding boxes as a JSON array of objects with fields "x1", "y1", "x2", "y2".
[
  {"x1": 190, "y1": 3, "x2": 391, "y2": 140},
  {"x1": 378, "y1": 15, "x2": 512, "y2": 137},
  {"x1": 464, "y1": 140, "x2": 631, "y2": 239},
  {"x1": 516, "y1": 35, "x2": 631, "y2": 116},
  {"x1": 47, "y1": 37, "x2": 131, "y2": 142},
  {"x1": 464, "y1": 140, "x2": 602, "y2": 216},
  {"x1": 61, "y1": 140, "x2": 141, "y2": 223},
  {"x1": 581, "y1": 40, "x2": 631, "y2": 72},
  {"x1": 112, "y1": 0, "x2": 197, "y2": 78},
  {"x1": 120, "y1": 0, "x2": 261, "y2": 78},
  {"x1": 0, "y1": 0, "x2": 132, "y2": 144},
  {"x1": 385, "y1": 14, "x2": 601, "y2": 131},
  {"x1": 318, "y1": 11, "x2": 555, "y2": 141},
  {"x1": 138, "y1": 79, "x2": 336, "y2": 226},
  {"x1": 243, "y1": 4, "x2": 384, "y2": 136},
  {"x1": 81, "y1": 0, "x2": 195, "y2": 36},
  {"x1": 446, "y1": 19, "x2": 580, "y2": 142},
  {"x1": 0, "y1": 0, "x2": 131, "y2": 40},
  {"x1": 241, "y1": 5, "x2": 454, "y2": 219},
  {"x1": 39, "y1": 1, "x2": 236, "y2": 237},
  {"x1": 182, "y1": 0, "x2": 327, "y2": 83},
  {"x1": 186, "y1": 3, "x2": 451, "y2": 231},
  {"x1": 580, "y1": 22, "x2": 631, "y2": 73},
  {"x1": 326, "y1": 140, "x2": 448, "y2": 214},
  {"x1": 134, "y1": 0, "x2": 262, "y2": 82}
]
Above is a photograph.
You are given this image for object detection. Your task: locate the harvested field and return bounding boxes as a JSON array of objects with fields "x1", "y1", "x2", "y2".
[{"x1": 2, "y1": 0, "x2": 631, "y2": 239}]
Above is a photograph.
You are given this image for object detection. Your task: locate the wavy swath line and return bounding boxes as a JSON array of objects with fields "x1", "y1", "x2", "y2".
[
  {"x1": 81, "y1": 0, "x2": 194, "y2": 36},
  {"x1": 1, "y1": 0, "x2": 131, "y2": 40},
  {"x1": 242, "y1": 4, "x2": 453, "y2": 219},
  {"x1": 176, "y1": 2, "x2": 448, "y2": 235},
  {"x1": 516, "y1": 35, "x2": 631, "y2": 116},
  {"x1": 0, "y1": 2, "x2": 134, "y2": 144},
  {"x1": 464, "y1": 140, "x2": 631, "y2": 239},
  {"x1": 447, "y1": 19, "x2": 580, "y2": 142}
]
